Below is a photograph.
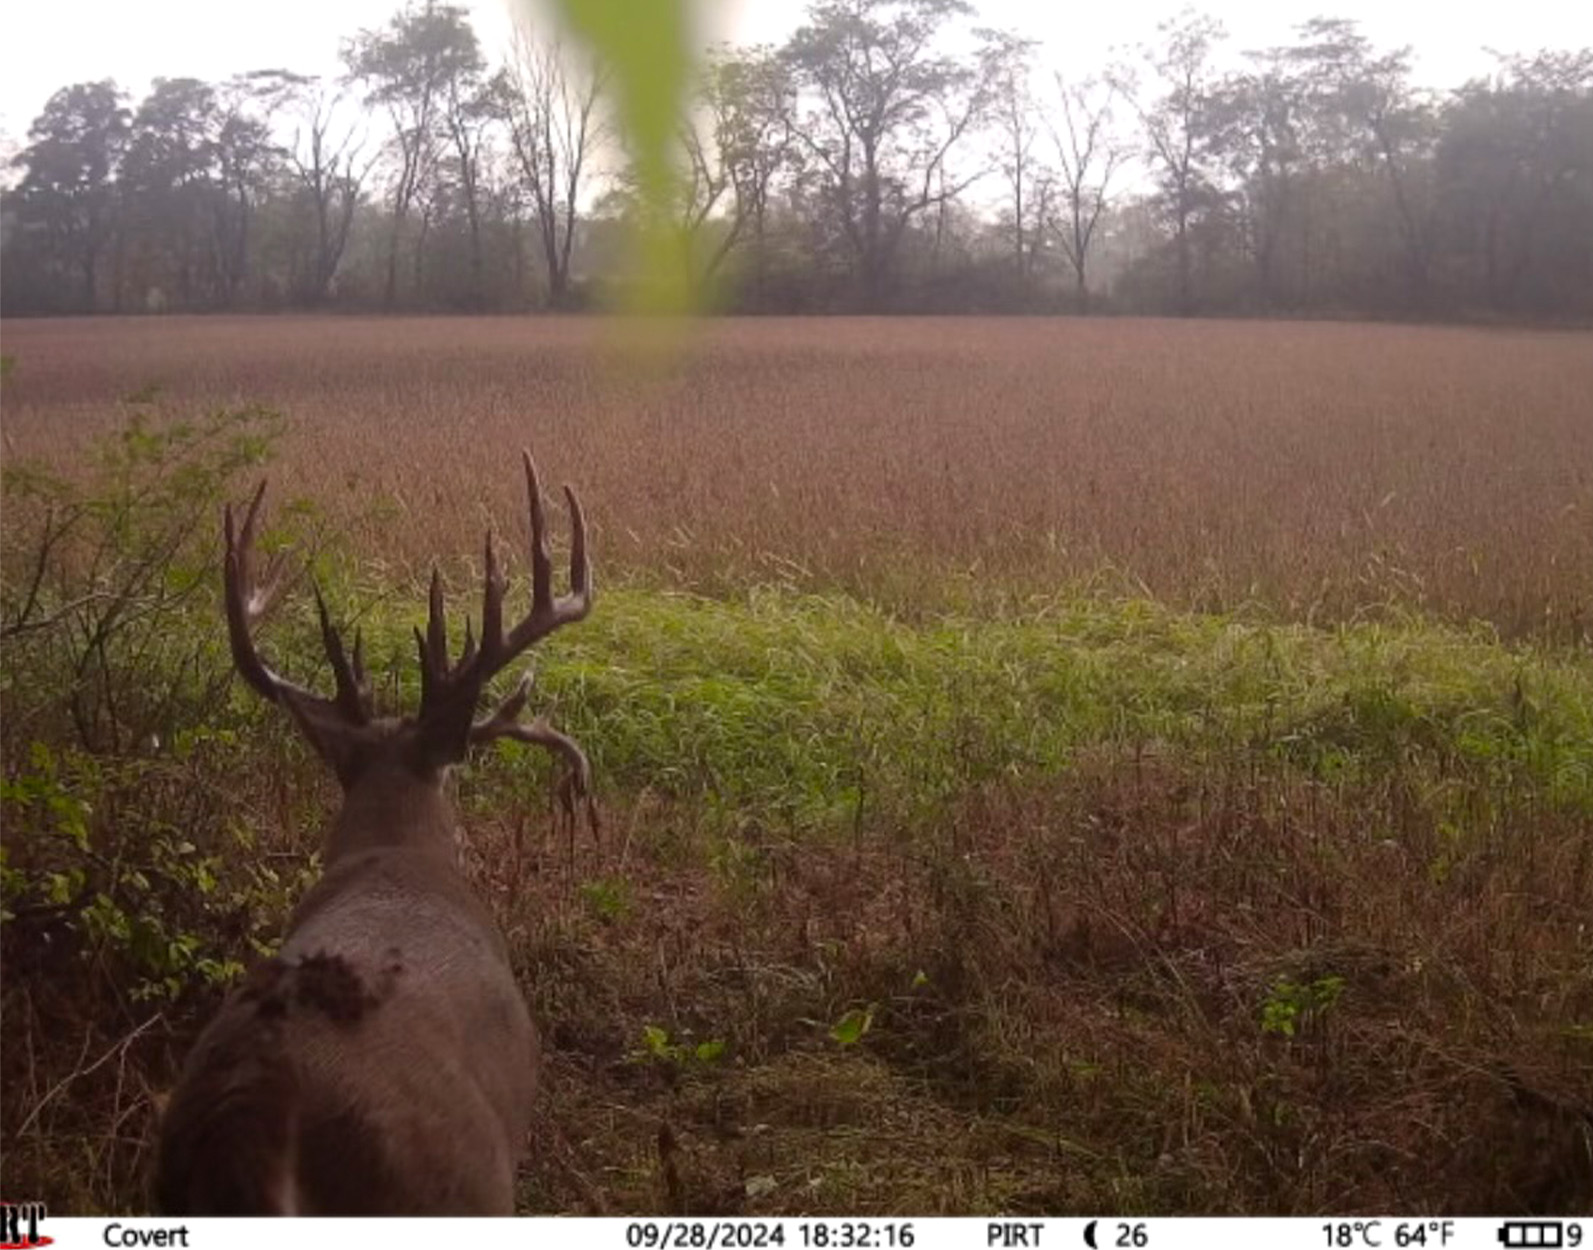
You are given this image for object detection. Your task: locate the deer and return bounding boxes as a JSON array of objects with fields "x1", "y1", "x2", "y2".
[{"x1": 155, "y1": 452, "x2": 592, "y2": 1215}]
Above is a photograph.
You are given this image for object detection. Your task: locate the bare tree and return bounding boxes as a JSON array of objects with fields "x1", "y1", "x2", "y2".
[
  {"x1": 978, "y1": 30, "x2": 1044, "y2": 291},
  {"x1": 1126, "y1": 8, "x2": 1226, "y2": 315},
  {"x1": 672, "y1": 109, "x2": 732, "y2": 290},
  {"x1": 1049, "y1": 73, "x2": 1126, "y2": 311},
  {"x1": 285, "y1": 78, "x2": 373, "y2": 306},
  {"x1": 498, "y1": 24, "x2": 604, "y2": 309},
  {"x1": 663, "y1": 46, "x2": 798, "y2": 295},
  {"x1": 439, "y1": 46, "x2": 494, "y2": 307}
]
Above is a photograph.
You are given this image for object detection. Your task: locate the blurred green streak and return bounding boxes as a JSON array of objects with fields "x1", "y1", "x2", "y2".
[{"x1": 543, "y1": 0, "x2": 695, "y2": 321}]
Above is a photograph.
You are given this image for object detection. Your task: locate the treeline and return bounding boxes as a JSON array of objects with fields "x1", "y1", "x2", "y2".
[{"x1": 3, "y1": 0, "x2": 1590, "y2": 319}]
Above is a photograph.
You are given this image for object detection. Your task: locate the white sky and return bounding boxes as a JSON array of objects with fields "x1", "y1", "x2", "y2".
[{"x1": 2, "y1": 0, "x2": 1587, "y2": 147}]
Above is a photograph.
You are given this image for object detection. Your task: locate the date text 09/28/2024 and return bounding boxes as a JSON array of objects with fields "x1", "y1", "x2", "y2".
[{"x1": 625, "y1": 1222, "x2": 918, "y2": 1250}]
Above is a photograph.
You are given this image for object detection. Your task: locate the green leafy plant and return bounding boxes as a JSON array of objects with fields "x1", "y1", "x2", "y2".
[
  {"x1": 1, "y1": 405, "x2": 309, "y2": 1001},
  {"x1": 2, "y1": 404, "x2": 288, "y2": 752},
  {"x1": 828, "y1": 1005, "x2": 875, "y2": 1047},
  {"x1": 632, "y1": 1024, "x2": 727, "y2": 1069},
  {"x1": 578, "y1": 876, "x2": 632, "y2": 922},
  {"x1": 1260, "y1": 975, "x2": 1346, "y2": 1038}
]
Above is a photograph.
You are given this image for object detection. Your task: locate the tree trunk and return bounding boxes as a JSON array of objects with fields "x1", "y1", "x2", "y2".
[
  {"x1": 540, "y1": 214, "x2": 564, "y2": 309},
  {"x1": 1175, "y1": 211, "x2": 1193, "y2": 316},
  {"x1": 81, "y1": 249, "x2": 97, "y2": 312},
  {"x1": 467, "y1": 209, "x2": 483, "y2": 309},
  {"x1": 413, "y1": 211, "x2": 431, "y2": 304},
  {"x1": 861, "y1": 150, "x2": 883, "y2": 311},
  {"x1": 384, "y1": 222, "x2": 402, "y2": 309}
]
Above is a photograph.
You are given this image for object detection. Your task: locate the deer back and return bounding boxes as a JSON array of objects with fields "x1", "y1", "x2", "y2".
[{"x1": 155, "y1": 455, "x2": 591, "y2": 1215}]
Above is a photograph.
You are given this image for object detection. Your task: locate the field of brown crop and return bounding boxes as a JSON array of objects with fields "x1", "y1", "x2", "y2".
[
  {"x1": 3, "y1": 315, "x2": 1591, "y2": 1218},
  {"x1": 5, "y1": 314, "x2": 1591, "y2": 635}
]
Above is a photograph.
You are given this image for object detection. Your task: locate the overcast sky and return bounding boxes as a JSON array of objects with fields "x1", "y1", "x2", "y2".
[{"x1": 3, "y1": 0, "x2": 1587, "y2": 145}]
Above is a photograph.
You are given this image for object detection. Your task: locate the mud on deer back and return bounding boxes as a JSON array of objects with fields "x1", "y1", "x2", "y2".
[{"x1": 155, "y1": 452, "x2": 592, "y2": 1215}]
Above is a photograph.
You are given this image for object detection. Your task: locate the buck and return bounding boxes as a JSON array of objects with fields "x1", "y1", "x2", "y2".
[{"x1": 155, "y1": 453, "x2": 592, "y2": 1215}]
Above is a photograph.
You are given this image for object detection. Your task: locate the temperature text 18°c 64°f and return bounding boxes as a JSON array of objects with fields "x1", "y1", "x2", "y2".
[{"x1": 1323, "y1": 1222, "x2": 1457, "y2": 1248}]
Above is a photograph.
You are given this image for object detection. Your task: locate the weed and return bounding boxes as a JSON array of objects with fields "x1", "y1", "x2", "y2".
[{"x1": 1260, "y1": 975, "x2": 1346, "y2": 1039}]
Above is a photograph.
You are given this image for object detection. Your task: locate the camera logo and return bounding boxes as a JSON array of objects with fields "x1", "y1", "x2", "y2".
[{"x1": 0, "y1": 1203, "x2": 50, "y2": 1249}]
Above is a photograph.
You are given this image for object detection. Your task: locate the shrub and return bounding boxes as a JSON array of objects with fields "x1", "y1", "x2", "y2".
[{"x1": 4, "y1": 403, "x2": 329, "y2": 987}]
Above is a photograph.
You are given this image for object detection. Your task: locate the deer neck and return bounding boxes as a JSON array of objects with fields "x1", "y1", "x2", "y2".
[{"x1": 324, "y1": 763, "x2": 459, "y2": 865}]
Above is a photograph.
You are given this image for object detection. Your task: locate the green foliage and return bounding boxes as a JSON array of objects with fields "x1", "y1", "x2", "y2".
[
  {"x1": 0, "y1": 696, "x2": 307, "y2": 1005},
  {"x1": 706, "y1": 832, "x2": 768, "y2": 907},
  {"x1": 632, "y1": 1023, "x2": 727, "y2": 1069},
  {"x1": 2, "y1": 403, "x2": 287, "y2": 752},
  {"x1": 1, "y1": 405, "x2": 306, "y2": 1002},
  {"x1": 828, "y1": 1006, "x2": 875, "y2": 1047},
  {"x1": 524, "y1": 589, "x2": 1593, "y2": 834},
  {"x1": 1260, "y1": 975, "x2": 1346, "y2": 1039},
  {"x1": 578, "y1": 875, "x2": 632, "y2": 922}
]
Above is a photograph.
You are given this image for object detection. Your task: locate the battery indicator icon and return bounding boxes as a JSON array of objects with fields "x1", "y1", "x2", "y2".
[{"x1": 1499, "y1": 1223, "x2": 1565, "y2": 1249}]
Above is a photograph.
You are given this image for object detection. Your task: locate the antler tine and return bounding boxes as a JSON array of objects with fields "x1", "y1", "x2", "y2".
[
  {"x1": 412, "y1": 454, "x2": 593, "y2": 766},
  {"x1": 470, "y1": 668, "x2": 597, "y2": 835},
  {"x1": 223, "y1": 482, "x2": 349, "y2": 718},
  {"x1": 472, "y1": 667, "x2": 534, "y2": 732},
  {"x1": 227, "y1": 482, "x2": 288, "y2": 624},
  {"x1": 427, "y1": 568, "x2": 449, "y2": 672},
  {"x1": 415, "y1": 567, "x2": 450, "y2": 708},
  {"x1": 525, "y1": 451, "x2": 553, "y2": 616},
  {"x1": 314, "y1": 586, "x2": 372, "y2": 724},
  {"x1": 481, "y1": 530, "x2": 505, "y2": 658},
  {"x1": 224, "y1": 495, "x2": 279, "y2": 702},
  {"x1": 564, "y1": 483, "x2": 591, "y2": 600},
  {"x1": 500, "y1": 450, "x2": 593, "y2": 659}
]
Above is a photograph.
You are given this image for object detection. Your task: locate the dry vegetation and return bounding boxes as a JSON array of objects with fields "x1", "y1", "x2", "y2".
[
  {"x1": 2, "y1": 315, "x2": 1591, "y2": 1215},
  {"x1": 5, "y1": 314, "x2": 1592, "y2": 634}
]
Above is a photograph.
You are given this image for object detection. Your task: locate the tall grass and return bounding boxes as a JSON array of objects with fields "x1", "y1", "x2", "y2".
[
  {"x1": 9, "y1": 573, "x2": 1590, "y2": 1212},
  {"x1": 1, "y1": 319, "x2": 1590, "y2": 1213},
  {"x1": 4, "y1": 316, "x2": 1591, "y2": 638}
]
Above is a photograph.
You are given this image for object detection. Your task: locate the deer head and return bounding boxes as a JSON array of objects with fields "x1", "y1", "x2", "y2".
[{"x1": 155, "y1": 452, "x2": 591, "y2": 1214}]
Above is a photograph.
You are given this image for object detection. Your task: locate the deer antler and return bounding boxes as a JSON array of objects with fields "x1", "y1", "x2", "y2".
[
  {"x1": 470, "y1": 669, "x2": 599, "y2": 836},
  {"x1": 226, "y1": 458, "x2": 592, "y2": 808},
  {"x1": 412, "y1": 451, "x2": 593, "y2": 792},
  {"x1": 225, "y1": 481, "x2": 373, "y2": 727}
]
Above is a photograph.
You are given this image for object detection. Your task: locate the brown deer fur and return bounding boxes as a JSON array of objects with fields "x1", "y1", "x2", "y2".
[{"x1": 156, "y1": 454, "x2": 591, "y2": 1214}]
